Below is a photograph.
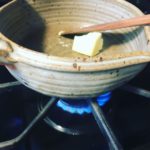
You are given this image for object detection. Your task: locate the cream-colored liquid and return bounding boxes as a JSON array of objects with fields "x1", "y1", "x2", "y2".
[{"x1": 21, "y1": 22, "x2": 133, "y2": 59}]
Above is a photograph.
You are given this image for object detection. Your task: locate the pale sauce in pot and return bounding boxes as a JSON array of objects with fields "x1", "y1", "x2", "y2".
[{"x1": 20, "y1": 22, "x2": 138, "y2": 59}]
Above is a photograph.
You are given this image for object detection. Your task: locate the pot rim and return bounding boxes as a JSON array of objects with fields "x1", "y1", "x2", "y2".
[{"x1": 0, "y1": 0, "x2": 150, "y2": 72}]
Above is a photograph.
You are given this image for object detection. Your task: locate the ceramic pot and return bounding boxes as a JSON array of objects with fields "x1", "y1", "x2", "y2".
[{"x1": 0, "y1": 0, "x2": 150, "y2": 98}]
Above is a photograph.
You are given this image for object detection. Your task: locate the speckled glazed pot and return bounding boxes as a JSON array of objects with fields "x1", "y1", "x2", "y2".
[{"x1": 0, "y1": 0, "x2": 150, "y2": 99}]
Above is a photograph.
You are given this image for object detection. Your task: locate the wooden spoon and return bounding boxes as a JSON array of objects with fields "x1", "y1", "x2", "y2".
[{"x1": 59, "y1": 14, "x2": 150, "y2": 36}]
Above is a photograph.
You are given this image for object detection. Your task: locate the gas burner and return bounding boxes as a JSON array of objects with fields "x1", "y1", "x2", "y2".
[
  {"x1": 37, "y1": 94, "x2": 112, "y2": 135},
  {"x1": 36, "y1": 95, "x2": 122, "y2": 149},
  {"x1": 56, "y1": 92, "x2": 112, "y2": 115}
]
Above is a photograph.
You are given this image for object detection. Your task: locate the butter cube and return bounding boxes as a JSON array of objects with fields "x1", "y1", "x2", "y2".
[{"x1": 72, "y1": 32, "x2": 103, "y2": 56}]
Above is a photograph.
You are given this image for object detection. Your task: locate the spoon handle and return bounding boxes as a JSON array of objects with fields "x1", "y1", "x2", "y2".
[{"x1": 60, "y1": 14, "x2": 150, "y2": 35}]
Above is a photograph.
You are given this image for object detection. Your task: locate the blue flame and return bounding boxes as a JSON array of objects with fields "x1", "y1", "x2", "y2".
[
  {"x1": 56, "y1": 92, "x2": 112, "y2": 115},
  {"x1": 97, "y1": 92, "x2": 112, "y2": 106}
]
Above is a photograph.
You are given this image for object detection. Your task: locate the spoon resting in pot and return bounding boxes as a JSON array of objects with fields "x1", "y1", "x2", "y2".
[{"x1": 59, "y1": 14, "x2": 150, "y2": 36}]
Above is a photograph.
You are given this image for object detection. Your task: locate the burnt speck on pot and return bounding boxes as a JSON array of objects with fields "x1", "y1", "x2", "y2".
[
  {"x1": 99, "y1": 57, "x2": 103, "y2": 62},
  {"x1": 72, "y1": 63, "x2": 81, "y2": 71},
  {"x1": 73, "y1": 63, "x2": 77, "y2": 69}
]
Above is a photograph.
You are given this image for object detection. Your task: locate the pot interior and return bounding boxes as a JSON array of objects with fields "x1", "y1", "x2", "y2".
[{"x1": 0, "y1": 0, "x2": 148, "y2": 60}]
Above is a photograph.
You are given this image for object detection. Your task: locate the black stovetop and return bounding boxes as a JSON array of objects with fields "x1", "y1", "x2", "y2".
[
  {"x1": 0, "y1": 65, "x2": 150, "y2": 150},
  {"x1": 0, "y1": 1, "x2": 150, "y2": 150}
]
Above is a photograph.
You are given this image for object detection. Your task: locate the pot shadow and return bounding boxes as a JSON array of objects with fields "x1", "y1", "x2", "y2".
[
  {"x1": 0, "y1": 0, "x2": 46, "y2": 52},
  {"x1": 102, "y1": 27, "x2": 144, "y2": 51}
]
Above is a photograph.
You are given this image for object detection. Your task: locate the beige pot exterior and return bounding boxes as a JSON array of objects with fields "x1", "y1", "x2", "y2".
[{"x1": 0, "y1": 0, "x2": 150, "y2": 98}]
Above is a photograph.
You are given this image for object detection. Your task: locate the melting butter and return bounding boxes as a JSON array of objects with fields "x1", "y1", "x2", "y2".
[{"x1": 72, "y1": 32, "x2": 103, "y2": 56}]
